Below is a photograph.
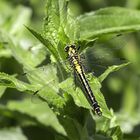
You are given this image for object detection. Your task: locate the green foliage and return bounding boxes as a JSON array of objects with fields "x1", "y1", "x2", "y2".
[
  {"x1": 0, "y1": 0, "x2": 140, "y2": 139},
  {"x1": 79, "y1": 7, "x2": 140, "y2": 40},
  {"x1": 0, "y1": 127, "x2": 28, "y2": 140}
]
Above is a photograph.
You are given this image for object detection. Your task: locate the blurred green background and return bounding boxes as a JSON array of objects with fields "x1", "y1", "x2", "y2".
[{"x1": 0, "y1": 0, "x2": 140, "y2": 140}]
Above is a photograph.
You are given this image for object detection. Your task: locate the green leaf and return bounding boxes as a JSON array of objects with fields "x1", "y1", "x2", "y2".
[
  {"x1": 7, "y1": 6, "x2": 32, "y2": 37},
  {"x1": 43, "y1": 0, "x2": 69, "y2": 45},
  {"x1": 121, "y1": 82, "x2": 137, "y2": 114},
  {"x1": 7, "y1": 99, "x2": 66, "y2": 136},
  {"x1": 0, "y1": 33, "x2": 12, "y2": 58},
  {"x1": 116, "y1": 112, "x2": 140, "y2": 138},
  {"x1": 42, "y1": 0, "x2": 73, "y2": 61},
  {"x1": 95, "y1": 115, "x2": 123, "y2": 139},
  {"x1": 0, "y1": 42, "x2": 11, "y2": 58},
  {"x1": 59, "y1": 78, "x2": 91, "y2": 109},
  {"x1": 0, "y1": 72, "x2": 37, "y2": 92},
  {"x1": 22, "y1": 64, "x2": 66, "y2": 109},
  {"x1": 98, "y1": 62, "x2": 130, "y2": 82},
  {"x1": 0, "y1": 30, "x2": 47, "y2": 69},
  {"x1": 25, "y1": 26, "x2": 60, "y2": 62},
  {"x1": 0, "y1": 105, "x2": 67, "y2": 139},
  {"x1": 107, "y1": 126, "x2": 123, "y2": 140},
  {"x1": 0, "y1": 127, "x2": 27, "y2": 140},
  {"x1": 43, "y1": 0, "x2": 79, "y2": 46},
  {"x1": 0, "y1": 2, "x2": 31, "y2": 37},
  {"x1": 59, "y1": 76, "x2": 112, "y2": 118},
  {"x1": 78, "y1": 7, "x2": 140, "y2": 41},
  {"x1": 58, "y1": 115, "x2": 90, "y2": 140},
  {"x1": 0, "y1": 86, "x2": 6, "y2": 98},
  {"x1": 0, "y1": 68, "x2": 66, "y2": 110}
]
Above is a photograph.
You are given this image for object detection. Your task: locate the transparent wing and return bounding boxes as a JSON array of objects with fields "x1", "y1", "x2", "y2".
[
  {"x1": 80, "y1": 33, "x2": 129, "y2": 76},
  {"x1": 18, "y1": 62, "x2": 72, "y2": 104},
  {"x1": 31, "y1": 80, "x2": 61, "y2": 104}
]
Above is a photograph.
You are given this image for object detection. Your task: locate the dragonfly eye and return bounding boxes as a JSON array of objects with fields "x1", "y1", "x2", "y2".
[
  {"x1": 64, "y1": 46, "x2": 70, "y2": 52},
  {"x1": 70, "y1": 44, "x2": 76, "y2": 50}
]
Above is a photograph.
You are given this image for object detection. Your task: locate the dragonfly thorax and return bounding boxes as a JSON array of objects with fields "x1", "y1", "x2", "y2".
[
  {"x1": 64, "y1": 44, "x2": 76, "y2": 52},
  {"x1": 65, "y1": 45, "x2": 78, "y2": 58}
]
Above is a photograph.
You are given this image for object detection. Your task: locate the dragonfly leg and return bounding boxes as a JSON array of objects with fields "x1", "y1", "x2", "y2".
[
  {"x1": 80, "y1": 54, "x2": 85, "y2": 60},
  {"x1": 73, "y1": 71, "x2": 77, "y2": 90},
  {"x1": 77, "y1": 46, "x2": 81, "y2": 51}
]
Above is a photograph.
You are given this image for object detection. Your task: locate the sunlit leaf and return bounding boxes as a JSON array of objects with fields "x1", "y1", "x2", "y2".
[
  {"x1": 25, "y1": 26, "x2": 60, "y2": 62},
  {"x1": 0, "y1": 127, "x2": 27, "y2": 140},
  {"x1": 7, "y1": 99, "x2": 66, "y2": 136},
  {"x1": 98, "y1": 62, "x2": 130, "y2": 82},
  {"x1": 0, "y1": 86, "x2": 6, "y2": 98},
  {"x1": 78, "y1": 7, "x2": 140, "y2": 41},
  {"x1": 0, "y1": 72, "x2": 37, "y2": 92}
]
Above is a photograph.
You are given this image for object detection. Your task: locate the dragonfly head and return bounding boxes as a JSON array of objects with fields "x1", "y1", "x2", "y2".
[{"x1": 64, "y1": 45, "x2": 76, "y2": 52}]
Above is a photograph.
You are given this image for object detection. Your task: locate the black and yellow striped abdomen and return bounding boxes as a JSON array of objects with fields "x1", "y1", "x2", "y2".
[{"x1": 65, "y1": 45, "x2": 102, "y2": 116}]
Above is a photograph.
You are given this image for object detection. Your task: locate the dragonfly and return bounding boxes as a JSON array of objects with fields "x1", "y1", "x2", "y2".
[{"x1": 64, "y1": 44, "x2": 102, "y2": 115}]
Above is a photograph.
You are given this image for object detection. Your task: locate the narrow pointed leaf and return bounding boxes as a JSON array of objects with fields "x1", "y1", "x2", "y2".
[
  {"x1": 25, "y1": 26, "x2": 60, "y2": 61},
  {"x1": 98, "y1": 62, "x2": 130, "y2": 82}
]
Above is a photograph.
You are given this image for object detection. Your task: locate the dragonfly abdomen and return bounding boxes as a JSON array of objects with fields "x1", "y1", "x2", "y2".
[{"x1": 77, "y1": 71, "x2": 102, "y2": 116}]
